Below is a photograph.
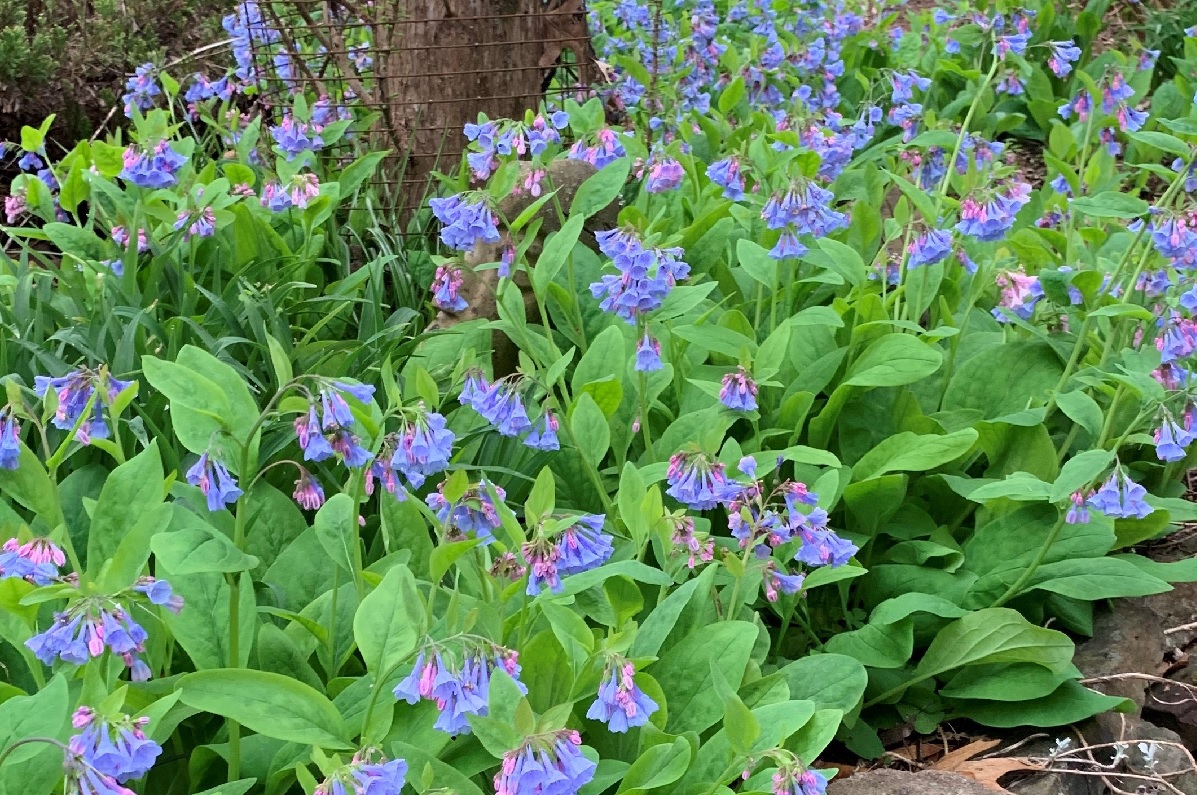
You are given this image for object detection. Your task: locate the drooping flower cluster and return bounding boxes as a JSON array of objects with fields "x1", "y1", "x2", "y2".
[
  {"x1": 907, "y1": 229, "x2": 952, "y2": 269},
  {"x1": 522, "y1": 514, "x2": 614, "y2": 595},
  {"x1": 666, "y1": 451, "x2": 736, "y2": 510},
  {"x1": 121, "y1": 64, "x2": 161, "y2": 117},
  {"x1": 643, "y1": 150, "x2": 685, "y2": 193},
  {"x1": 35, "y1": 368, "x2": 133, "y2": 445},
  {"x1": 315, "y1": 750, "x2": 408, "y2": 795},
  {"x1": 761, "y1": 183, "x2": 848, "y2": 261},
  {"x1": 174, "y1": 207, "x2": 217, "y2": 240},
  {"x1": 635, "y1": 332, "x2": 663, "y2": 372},
  {"x1": 463, "y1": 113, "x2": 568, "y2": 180},
  {"x1": 119, "y1": 142, "x2": 188, "y2": 189},
  {"x1": 186, "y1": 451, "x2": 243, "y2": 512},
  {"x1": 1154, "y1": 412, "x2": 1195, "y2": 462},
  {"x1": 427, "y1": 479, "x2": 506, "y2": 544},
  {"x1": 294, "y1": 381, "x2": 377, "y2": 471},
  {"x1": 955, "y1": 182, "x2": 1031, "y2": 242},
  {"x1": 459, "y1": 371, "x2": 557, "y2": 451},
  {"x1": 770, "y1": 758, "x2": 829, "y2": 795},
  {"x1": 707, "y1": 156, "x2": 745, "y2": 200},
  {"x1": 494, "y1": 730, "x2": 596, "y2": 795},
  {"x1": 720, "y1": 367, "x2": 759, "y2": 411},
  {"x1": 568, "y1": 129, "x2": 628, "y2": 169},
  {"x1": 991, "y1": 267, "x2": 1044, "y2": 322},
  {"x1": 586, "y1": 658, "x2": 658, "y2": 732},
  {"x1": 63, "y1": 708, "x2": 162, "y2": 795},
  {"x1": 590, "y1": 228, "x2": 691, "y2": 323},
  {"x1": 0, "y1": 537, "x2": 65, "y2": 585},
  {"x1": 366, "y1": 403, "x2": 455, "y2": 496},
  {"x1": 269, "y1": 115, "x2": 327, "y2": 159},
  {"x1": 1088, "y1": 467, "x2": 1154, "y2": 519},
  {"x1": 431, "y1": 265, "x2": 468, "y2": 312},
  {"x1": 668, "y1": 514, "x2": 714, "y2": 569},
  {"x1": 394, "y1": 640, "x2": 526, "y2": 735},
  {"x1": 27, "y1": 583, "x2": 180, "y2": 680},
  {"x1": 429, "y1": 193, "x2": 501, "y2": 252}
]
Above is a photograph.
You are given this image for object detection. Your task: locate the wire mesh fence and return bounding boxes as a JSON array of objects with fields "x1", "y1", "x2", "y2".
[{"x1": 245, "y1": 0, "x2": 597, "y2": 212}]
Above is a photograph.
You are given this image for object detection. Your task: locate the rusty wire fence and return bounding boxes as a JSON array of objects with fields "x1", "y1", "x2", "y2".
[{"x1": 244, "y1": 0, "x2": 598, "y2": 213}]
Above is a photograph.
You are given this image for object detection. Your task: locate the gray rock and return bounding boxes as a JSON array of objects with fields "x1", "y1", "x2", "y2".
[
  {"x1": 1007, "y1": 773, "x2": 1090, "y2": 795},
  {"x1": 1073, "y1": 600, "x2": 1165, "y2": 706},
  {"x1": 825, "y1": 769, "x2": 999, "y2": 795}
]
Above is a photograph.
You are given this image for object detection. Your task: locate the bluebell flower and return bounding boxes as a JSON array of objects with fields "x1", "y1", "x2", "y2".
[
  {"x1": 793, "y1": 525, "x2": 857, "y2": 567},
  {"x1": 1066, "y1": 491, "x2": 1091, "y2": 524},
  {"x1": 330, "y1": 429, "x2": 373, "y2": 468},
  {"x1": 295, "y1": 406, "x2": 334, "y2": 461},
  {"x1": 590, "y1": 229, "x2": 690, "y2": 324},
  {"x1": 666, "y1": 451, "x2": 735, "y2": 510},
  {"x1": 316, "y1": 751, "x2": 408, "y2": 795},
  {"x1": 133, "y1": 577, "x2": 183, "y2": 613},
  {"x1": 557, "y1": 514, "x2": 614, "y2": 575},
  {"x1": 69, "y1": 707, "x2": 161, "y2": 783},
  {"x1": 890, "y1": 71, "x2": 931, "y2": 104},
  {"x1": 293, "y1": 469, "x2": 327, "y2": 510},
  {"x1": 320, "y1": 388, "x2": 357, "y2": 429},
  {"x1": 586, "y1": 660, "x2": 658, "y2": 731},
  {"x1": 428, "y1": 194, "x2": 501, "y2": 252},
  {"x1": 1088, "y1": 468, "x2": 1153, "y2": 519},
  {"x1": 27, "y1": 597, "x2": 151, "y2": 675},
  {"x1": 469, "y1": 379, "x2": 533, "y2": 436},
  {"x1": 635, "y1": 332, "x2": 663, "y2": 372},
  {"x1": 120, "y1": 141, "x2": 188, "y2": 189},
  {"x1": 719, "y1": 367, "x2": 758, "y2": 411},
  {"x1": 18, "y1": 151, "x2": 43, "y2": 171},
  {"x1": 907, "y1": 229, "x2": 952, "y2": 268},
  {"x1": 956, "y1": 182, "x2": 1031, "y2": 242},
  {"x1": 393, "y1": 646, "x2": 525, "y2": 735},
  {"x1": 763, "y1": 562, "x2": 805, "y2": 602},
  {"x1": 260, "y1": 183, "x2": 293, "y2": 212},
  {"x1": 645, "y1": 154, "x2": 685, "y2": 193},
  {"x1": 1047, "y1": 41, "x2": 1082, "y2": 77},
  {"x1": 269, "y1": 116, "x2": 325, "y2": 159},
  {"x1": 0, "y1": 408, "x2": 20, "y2": 470},
  {"x1": 427, "y1": 479, "x2": 505, "y2": 544},
  {"x1": 1154, "y1": 416, "x2": 1194, "y2": 462},
  {"x1": 706, "y1": 157, "x2": 745, "y2": 200},
  {"x1": 495, "y1": 730, "x2": 595, "y2": 795},
  {"x1": 392, "y1": 408, "x2": 455, "y2": 488},
  {"x1": 35, "y1": 369, "x2": 131, "y2": 444},
  {"x1": 994, "y1": 31, "x2": 1030, "y2": 58},
  {"x1": 432, "y1": 265, "x2": 468, "y2": 312},
  {"x1": 0, "y1": 537, "x2": 64, "y2": 585},
  {"x1": 523, "y1": 411, "x2": 560, "y2": 451},
  {"x1": 121, "y1": 63, "x2": 161, "y2": 117},
  {"x1": 770, "y1": 230, "x2": 808, "y2": 260},
  {"x1": 186, "y1": 452, "x2": 242, "y2": 511}
]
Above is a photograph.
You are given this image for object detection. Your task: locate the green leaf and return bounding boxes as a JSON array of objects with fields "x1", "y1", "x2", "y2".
[
  {"x1": 570, "y1": 393, "x2": 611, "y2": 468},
  {"x1": 736, "y1": 239, "x2": 778, "y2": 289},
  {"x1": 430, "y1": 538, "x2": 483, "y2": 582},
  {"x1": 150, "y1": 509, "x2": 259, "y2": 574},
  {"x1": 86, "y1": 441, "x2": 164, "y2": 579},
  {"x1": 1127, "y1": 130, "x2": 1191, "y2": 157},
  {"x1": 390, "y1": 741, "x2": 486, "y2": 795},
  {"x1": 100, "y1": 502, "x2": 174, "y2": 590},
  {"x1": 1069, "y1": 191, "x2": 1149, "y2": 219},
  {"x1": 710, "y1": 659, "x2": 760, "y2": 755},
  {"x1": 654, "y1": 621, "x2": 757, "y2": 733},
  {"x1": 179, "y1": 669, "x2": 350, "y2": 748},
  {"x1": 950, "y1": 680, "x2": 1132, "y2": 727},
  {"x1": 852, "y1": 429, "x2": 978, "y2": 480},
  {"x1": 823, "y1": 619, "x2": 914, "y2": 669},
  {"x1": 314, "y1": 493, "x2": 358, "y2": 573},
  {"x1": 466, "y1": 714, "x2": 525, "y2": 756},
  {"x1": 354, "y1": 564, "x2": 423, "y2": 675},
  {"x1": 940, "y1": 662, "x2": 1073, "y2": 701},
  {"x1": 1087, "y1": 303, "x2": 1155, "y2": 320},
  {"x1": 1050, "y1": 449, "x2": 1114, "y2": 503},
  {"x1": 558, "y1": 560, "x2": 673, "y2": 595},
  {"x1": 630, "y1": 565, "x2": 717, "y2": 658},
  {"x1": 617, "y1": 737, "x2": 692, "y2": 794},
  {"x1": 914, "y1": 608, "x2": 1074, "y2": 681},
  {"x1": 845, "y1": 334, "x2": 942, "y2": 387},
  {"x1": 571, "y1": 157, "x2": 631, "y2": 219},
  {"x1": 942, "y1": 341, "x2": 1063, "y2": 418},
  {"x1": 1055, "y1": 390, "x2": 1103, "y2": 438},
  {"x1": 775, "y1": 654, "x2": 868, "y2": 713},
  {"x1": 533, "y1": 215, "x2": 585, "y2": 292},
  {"x1": 0, "y1": 675, "x2": 67, "y2": 764},
  {"x1": 525, "y1": 466, "x2": 557, "y2": 524},
  {"x1": 0, "y1": 443, "x2": 63, "y2": 526},
  {"x1": 1026, "y1": 557, "x2": 1171, "y2": 600}
]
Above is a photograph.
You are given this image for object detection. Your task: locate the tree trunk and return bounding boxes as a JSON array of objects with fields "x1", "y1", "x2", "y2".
[{"x1": 373, "y1": 0, "x2": 593, "y2": 215}]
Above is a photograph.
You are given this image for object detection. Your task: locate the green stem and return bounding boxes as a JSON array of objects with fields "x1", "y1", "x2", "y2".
[
  {"x1": 638, "y1": 370, "x2": 656, "y2": 462},
  {"x1": 0, "y1": 738, "x2": 67, "y2": 769},
  {"x1": 989, "y1": 512, "x2": 1068, "y2": 609},
  {"x1": 723, "y1": 544, "x2": 757, "y2": 622}
]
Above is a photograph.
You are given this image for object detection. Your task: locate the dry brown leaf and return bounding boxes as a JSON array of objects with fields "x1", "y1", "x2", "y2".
[{"x1": 932, "y1": 739, "x2": 1037, "y2": 794}]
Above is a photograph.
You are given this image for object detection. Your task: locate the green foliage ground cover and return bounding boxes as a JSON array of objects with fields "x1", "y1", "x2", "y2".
[{"x1": 1, "y1": 0, "x2": 1197, "y2": 793}]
